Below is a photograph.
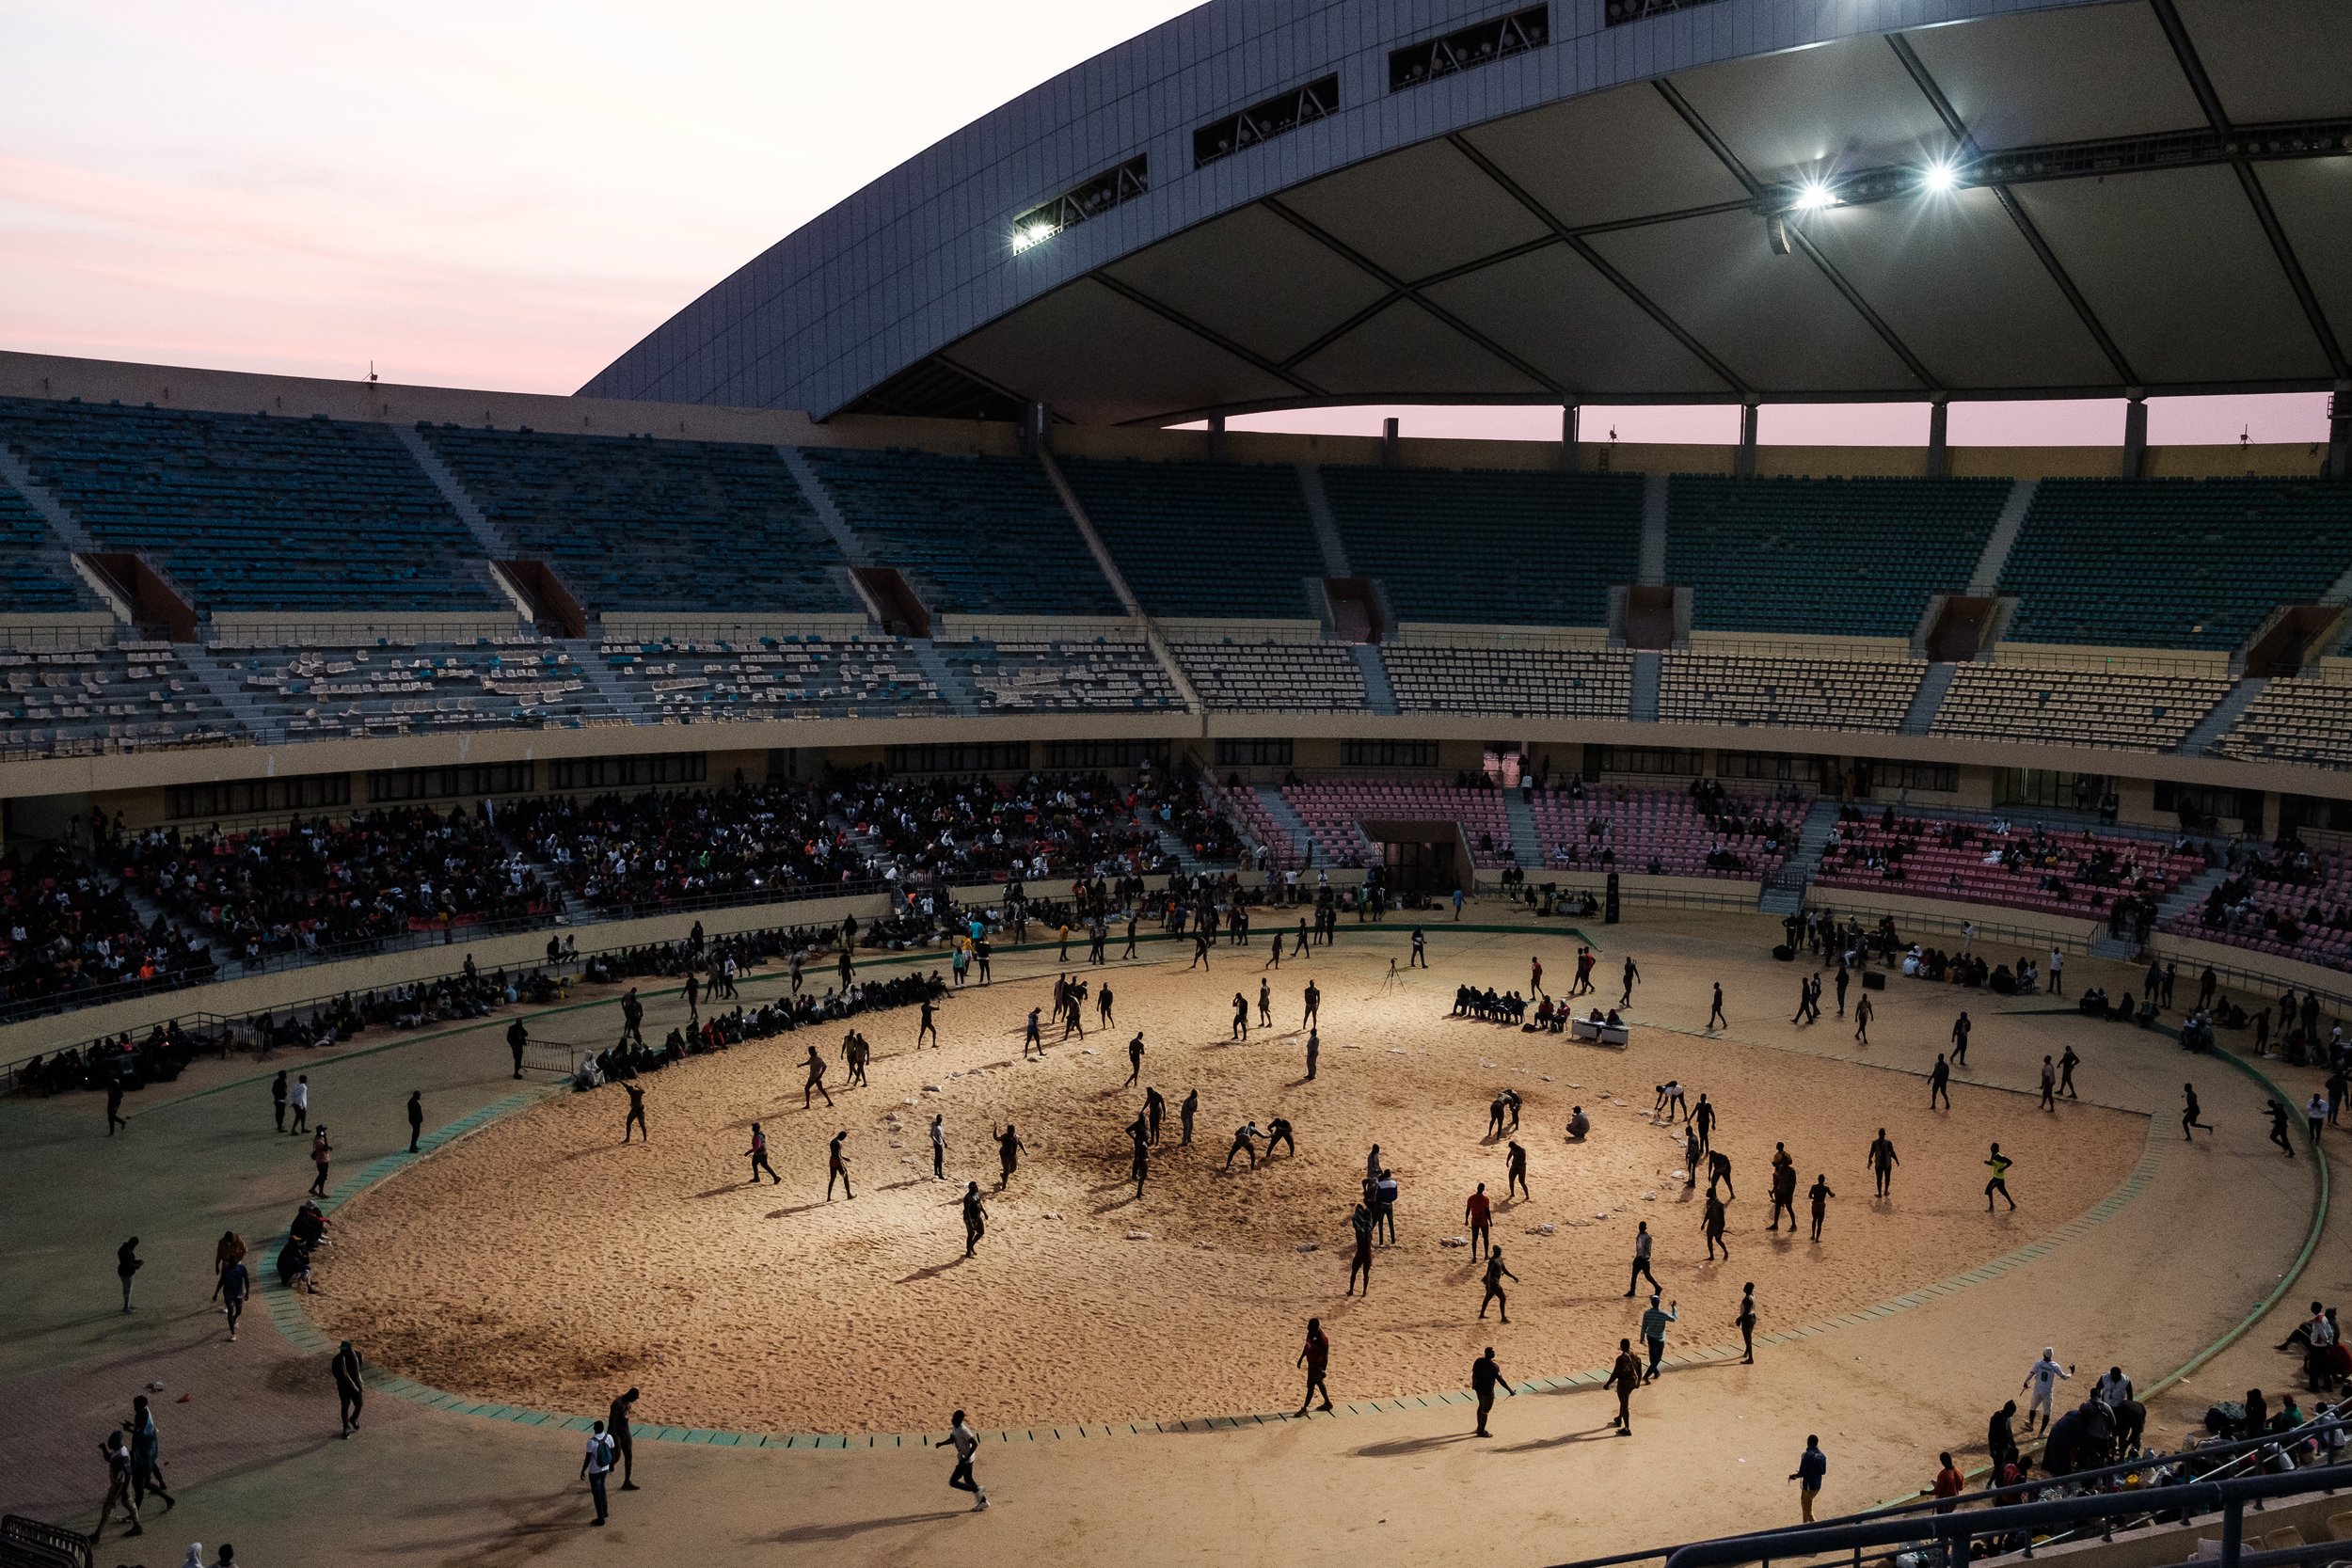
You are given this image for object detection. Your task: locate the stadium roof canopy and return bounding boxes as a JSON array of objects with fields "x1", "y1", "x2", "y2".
[{"x1": 582, "y1": 0, "x2": 2352, "y2": 426}]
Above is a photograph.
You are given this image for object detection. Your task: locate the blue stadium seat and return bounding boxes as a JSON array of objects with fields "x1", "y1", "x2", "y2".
[
  {"x1": 0, "y1": 399, "x2": 500, "y2": 612},
  {"x1": 801, "y1": 448, "x2": 1121, "y2": 616},
  {"x1": 421, "y1": 426, "x2": 859, "y2": 615}
]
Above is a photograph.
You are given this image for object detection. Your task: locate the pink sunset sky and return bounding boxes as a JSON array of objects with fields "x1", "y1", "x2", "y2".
[{"x1": 0, "y1": 0, "x2": 2329, "y2": 447}]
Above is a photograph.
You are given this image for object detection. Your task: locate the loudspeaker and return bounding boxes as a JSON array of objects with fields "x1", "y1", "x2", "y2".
[{"x1": 1861, "y1": 970, "x2": 1886, "y2": 990}]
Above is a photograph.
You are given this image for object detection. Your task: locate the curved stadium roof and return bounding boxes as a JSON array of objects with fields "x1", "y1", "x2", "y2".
[{"x1": 581, "y1": 0, "x2": 2352, "y2": 425}]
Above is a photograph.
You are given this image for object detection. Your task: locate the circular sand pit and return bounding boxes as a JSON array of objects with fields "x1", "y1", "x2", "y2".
[{"x1": 312, "y1": 935, "x2": 2146, "y2": 1434}]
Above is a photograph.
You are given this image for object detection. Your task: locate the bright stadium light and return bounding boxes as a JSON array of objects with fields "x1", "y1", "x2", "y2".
[
  {"x1": 1792, "y1": 181, "x2": 1839, "y2": 212},
  {"x1": 1922, "y1": 159, "x2": 1960, "y2": 193},
  {"x1": 1010, "y1": 221, "x2": 1057, "y2": 253}
]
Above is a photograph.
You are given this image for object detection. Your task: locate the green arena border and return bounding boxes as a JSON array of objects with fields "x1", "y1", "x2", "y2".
[
  {"x1": 251, "y1": 924, "x2": 2263, "y2": 1454},
  {"x1": 1855, "y1": 1033, "x2": 2331, "y2": 1508}
]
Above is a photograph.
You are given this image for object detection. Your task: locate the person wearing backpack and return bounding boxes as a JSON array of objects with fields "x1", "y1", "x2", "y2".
[{"x1": 580, "y1": 1418, "x2": 617, "y2": 1526}]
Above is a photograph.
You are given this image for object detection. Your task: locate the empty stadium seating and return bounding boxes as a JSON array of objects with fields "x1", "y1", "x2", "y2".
[
  {"x1": 2213, "y1": 677, "x2": 2352, "y2": 767},
  {"x1": 1660, "y1": 653, "x2": 1923, "y2": 731},
  {"x1": 1930, "y1": 665, "x2": 2232, "y2": 752},
  {"x1": 1174, "y1": 640, "x2": 1366, "y2": 710},
  {"x1": 421, "y1": 425, "x2": 858, "y2": 615},
  {"x1": 218, "y1": 641, "x2": 614, "y2": 738},
  {"x1": 1814, "y1": 814, "x2": 2202, "y2": 919},
  {"x1": 1999, "y1": 479, "x2": 2352, "y2": 650},
  {"x1": 0, "y1": 641, "x2": 236, "y2": 755},
  {"x1": 1385, "y1": 645, "x2": 1631, "y2": 717},
  {"x1": 799, "y1": 447, "x2": 1122, "y2": 616},
  {"x1": 0, "y1": 484, "x2": 93, "y2": 610},
  {"x1": 1529, "y1": 786, "x2": 1801, "y2": 879},
  {"x1": 1319, "y1": 467, "x2": 1642, "y2": 626},
  {"x1": 1060, "y1": 457, "x2": 1325, "y2": 618},
  {"x1": 946, "y1": 639, "x2": 1183, "y2": 711},
  {"x1": 0, "y1": 399, "x2": 501, "y2": 612},
  {"x1": 599, "y1": 635, "x2": 946, "y2": 721},
  {"x1": 1667, "y1": 476, "x2": 2008, "y2": 637}
]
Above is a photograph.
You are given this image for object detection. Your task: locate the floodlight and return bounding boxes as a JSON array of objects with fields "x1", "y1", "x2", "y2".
[
  {"x1": 1922, "y1": 160, "x2": 1960, "y2": 193},
  {"x1": 1792, "y1": 181, "x2": 1839, "y2": 212}
]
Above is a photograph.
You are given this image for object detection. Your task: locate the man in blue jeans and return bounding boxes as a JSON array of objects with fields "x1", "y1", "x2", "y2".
[
  {"x1": 580, "y1": 1419, "x2": 615, "y2": 1526},
  {"x1": 1640, "y1": 1293, "x2": 1677, "y2": 1382},
  {"x1": 1790, "y1": 1433, "x2": 1827, "y2": 1520}
]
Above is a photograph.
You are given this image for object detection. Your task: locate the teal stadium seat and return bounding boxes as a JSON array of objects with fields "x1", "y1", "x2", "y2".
[
  {"x1": 1999, "y1": 479, "x2": 2352, "y2": 650},
  {"x1": 0, "y1": 399, "x2": 502, "y2": 613},
  {"x1": 801, "y1": 448, "x2": 1122, "y2": 616},
  {"x1": 421, "y1": 426, "x2": 859, "y2": 615},
  {"x1": 0, "y1": 484, "x2": 96, "y2": 610},
  {"x1": 1321, "y1": 466, "x2": 1642, "y2": 626},
  {"x1": 1667, "y1": 476, "x2": 2008, "y2": 637},
  {"x1": 1059, "y1": 457, "x2": 1324, "y2": 619}
]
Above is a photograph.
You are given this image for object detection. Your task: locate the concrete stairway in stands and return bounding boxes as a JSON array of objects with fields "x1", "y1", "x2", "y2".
[
  {"x1": 176, "y1": 644, "x2": 284, "y2": 745},
  {"x1": 1352, "y1": 644, "x2": 1398, "y2": 714},
  {"x1": 1298, "y1": 467, "x2": 1352, "y2": 576},
  {"x1": 1630, "y1": 652, "x2": 1661, "y2": 720},
  {"x1": 1639, "y1": 473, "x2": 1668, "y2": 586},
  {"x1": 1967, "y1": 478, "x2": 2038, "y2": 594},
  {"x1": 1503, "y1": 790, "x2": 1544, "y2": 868},
  {"x1": 1252, "y1": 784, "x2": 1316, "y2": 863},
  {"x1": 1756, "y1": 798, "x2": 1845, "y2": 915},
  {"x1": 2175, "y1": 677, "x2": 2268, "y2": 755},
  {"x1": 1900, "y1": 661, "x2": 1957, "y2": 734},
  {"x1": 394, "y1": 424, "x2": 518, "y2": 558},
  {"x1": 776, "y1": 446, "x2": 874, "y2": 565},
  {"x1": 1154, "y1": 828, "x2": 1205, "y2": 874},
  {"x1": 565, "y1": 640, "x2": 649, "y2": 721},
  {"x1": 910, "y1": 640, "x2": 979, "y2": 715}
]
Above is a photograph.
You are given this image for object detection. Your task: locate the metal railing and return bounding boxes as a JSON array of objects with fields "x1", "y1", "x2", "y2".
[{"x1": 1554, "y1": 1424, "x2": 2352, "y2": 1568}]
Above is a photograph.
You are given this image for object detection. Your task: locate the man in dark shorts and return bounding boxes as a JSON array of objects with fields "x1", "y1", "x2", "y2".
[
  {"x1": 746, "y1": 1123, "x2": 779, "y2": 1184},
  {"x1": 609, "y1": 1386, "x2": 641, "y2": 1489},
  {"x1": 1867, "y1": 1129, "x2": 1899, "y2": 1197},
  {"x1": 1478, "y1": 1248, "x2": 1518, "y2": 1323},
  {"x1": 622, "y1": 1083, "x2": 647, "y2": 1143},
  {"x1": 1296, "y1": 1319, "x2": 1333, "y2": 1415},
  {"x1": 996, "y1": 1124, "x2": 1025, "y2": 1188},
  {"x1": 1471, "y1": 1346, "x2": 1514, "y2": 1437},
  {"x1": 962, "y1": 1182, "x2": 988, "y2": 1256},
  {"x1": 1465, "y1": 1182, "x2": 1492, "y2": 1259},
  {"x1": 1345, "y1": 1202, "x2": 1374, "y2": 1296},
  {"x1": 826, "y1": 1131, "x2": 852, "y2": 1200}
]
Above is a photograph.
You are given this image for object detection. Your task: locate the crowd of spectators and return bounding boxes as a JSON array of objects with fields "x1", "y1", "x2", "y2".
[
  {"x1": 1816, "y1": 807, "x2": 2197, "y2": 939},
  {"x1": 118, "y1": 808, "x2": 551, "y2": 970},
  {"x1": 2179, "y1": 838, "x2": 2352, "y2": 971},
  {"x1": 0, "y1": 842, "x2": 215, "y2": 1016}
]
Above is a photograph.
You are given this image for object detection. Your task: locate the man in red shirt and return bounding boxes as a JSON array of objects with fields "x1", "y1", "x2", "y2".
[
  {"x1": 1464, "y1": 1182, "x2": 1493, "y2": 1259},
  {"x1": 1930, "y1": 1451, "x2": 1965, "y2": 1512}
]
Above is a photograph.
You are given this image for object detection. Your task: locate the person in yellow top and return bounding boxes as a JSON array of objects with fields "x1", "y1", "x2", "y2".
[{"x1": 1984, "y1": 1143, "x2": 2015, "y2": 1212}]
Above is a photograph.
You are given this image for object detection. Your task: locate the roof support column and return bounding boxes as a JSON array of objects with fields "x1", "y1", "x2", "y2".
[
  {"x1": 1562, "y1": 404, "x2": 1581, "y2": 473},
  {"x1": 2122, "y1": 394, "x2": 2149, "y2": 480},
  {"x1": 2328, "y1": 389, "x2": 2349, "y2": 482},
  {"x1": 1736, "y1": 403, "x2": 1759, "y2": 481},
  {"x1": 1207, "y1": 413, "x2": 1227, "y2": 463},
  {"x1": 1381, "y1": 417, "x2": 1400, "y2": 468},
  {"x1": 1927, "y1": 400, "x2": 1950, "y2": 480}
]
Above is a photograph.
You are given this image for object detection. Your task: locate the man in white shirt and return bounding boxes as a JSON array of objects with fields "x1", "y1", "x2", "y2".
[
  {"x1": 2092, "y1": 1366, "x2": 2135, "y2": 1409},
  {"x1": 580, "y1": 1419, "x2": 616, "y2": 1526},
  {"x1": 2022, "y1": 1348, "x2": 2073, "y2": 1433},
  {"x1": 2048, "y1": 946, "x2": 2065, "y2": 997},
  {"x1": 288, "y1": 1075, "x2": 310, "y2": 1134},
  {"x1": 937, "y1": 1409, "x2": 987, "y2": 1511}
]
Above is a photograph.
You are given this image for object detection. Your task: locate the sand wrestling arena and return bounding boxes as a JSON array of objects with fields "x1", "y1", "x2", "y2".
[{"x1": 0, "y1": 902, "x2": 2323, "y2": 1568}]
